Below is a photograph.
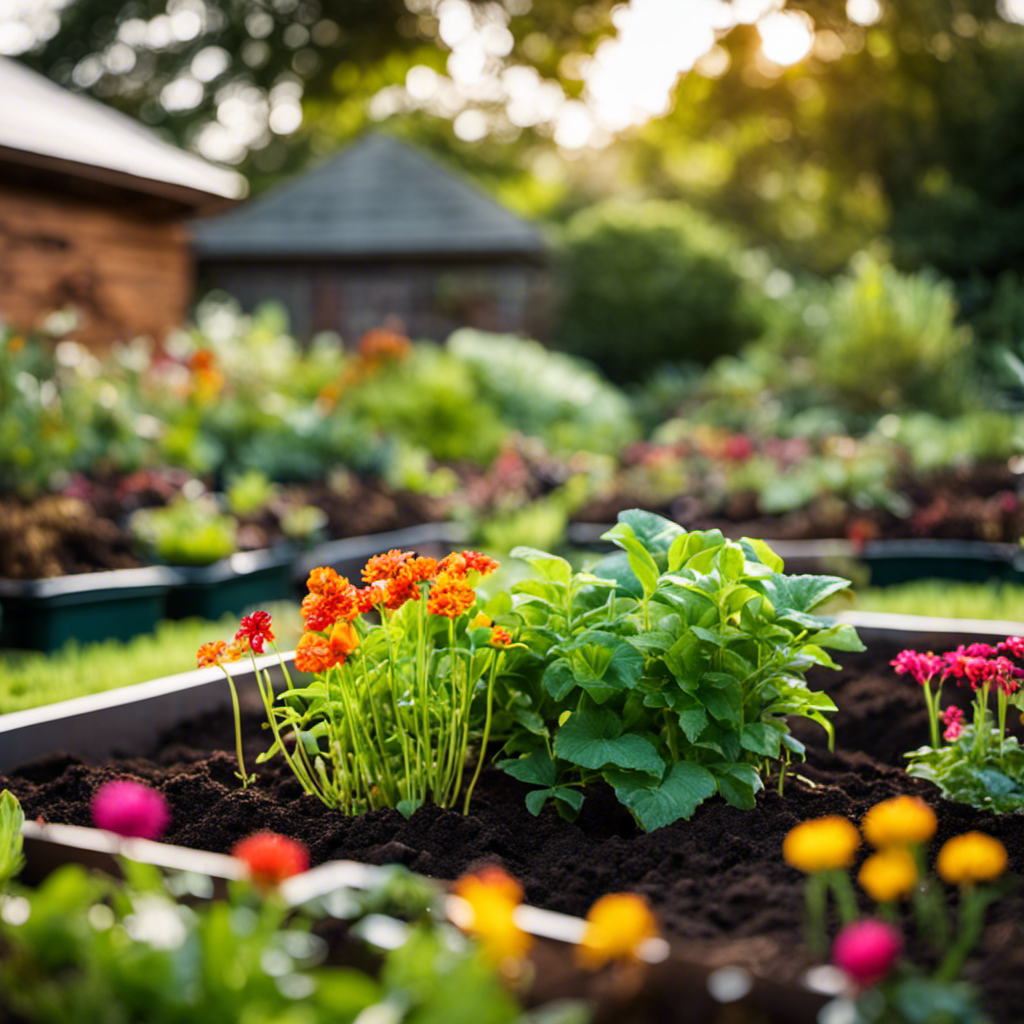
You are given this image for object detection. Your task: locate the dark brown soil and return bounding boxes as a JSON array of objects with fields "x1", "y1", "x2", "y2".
[
  {"x1": 4, "y1": 639, "x2": 1024, "y2": 1021},
  {"x1": 574, "y1": 462, "x2": 1024, "y2": 544}
]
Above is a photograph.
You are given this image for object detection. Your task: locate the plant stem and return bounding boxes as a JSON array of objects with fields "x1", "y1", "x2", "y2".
[
  {"x1": 220, "y1": 665, "x2": 249, "y2": 785},
  {"x1": 463, "y1": 650, "x2": 500, "y2": 814}
]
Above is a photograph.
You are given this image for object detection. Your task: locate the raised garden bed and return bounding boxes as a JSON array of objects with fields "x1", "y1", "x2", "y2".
[{"x1": 3, "y1": 614, "x2": 1024, "y2": 1021}]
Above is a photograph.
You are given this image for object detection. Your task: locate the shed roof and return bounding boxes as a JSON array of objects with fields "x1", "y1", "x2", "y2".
[
  {"x1": 0, "y1": 57, "x2": 247, "y2": 208},
  {"x1": 192, "y1": 133, "x2": 546, "y2": 259}
]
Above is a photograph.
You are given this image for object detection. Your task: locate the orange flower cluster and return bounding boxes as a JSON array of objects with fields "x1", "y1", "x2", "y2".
[
  {"x1": 188, "y1": 348, "x2": 224, "y2": 402},
  {"x1": 196, "y1": 637, "x2": 248, "y2": 668},
  {"x1": 295, "y1": 620, "x2": 361, "y2": 673},
  {"x1": 316, "y1": 323, "x2": 412, "y2": 410}
]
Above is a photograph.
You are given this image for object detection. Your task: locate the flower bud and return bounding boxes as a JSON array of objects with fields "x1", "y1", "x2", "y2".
[{"x1": 833, "y1": 919, "x2": 902, "y2": 987}]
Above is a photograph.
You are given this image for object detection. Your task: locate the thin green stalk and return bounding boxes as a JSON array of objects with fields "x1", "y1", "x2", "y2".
[
  {"x1": 936, "y1": 888, "x2": 990, "y2": 982},
  {"x1": 255, "y1": 667, "x2": 322, "y2": 802},
  {"x1": 463, "y1": 650, "x2": 500, "y2": 814},
  {"x1": 219, "y1": 664, "x2": 250, "y2": 786}
]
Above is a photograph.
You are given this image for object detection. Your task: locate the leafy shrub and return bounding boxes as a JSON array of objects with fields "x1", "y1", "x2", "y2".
[
  {"x1": 555, "y1": 200, "x2": 765, "y2": 383},
  {"x1": 495, "y1": 509, "x2": 862, "y2": 830},
  {"x1": 815, "y1": 254, "x2": 973, "y2": 415},
  {"x1": 447, "y1": 329, "x2": 639, "y2": 456},
  {"x1": 130, "y1": 496, "x2": 238, "y2": 565}
]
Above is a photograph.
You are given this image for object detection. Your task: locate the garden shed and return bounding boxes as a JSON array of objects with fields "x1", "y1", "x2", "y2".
[
  {"x1": 0, "y1": 57, "x2": 246, "y2": 349},
  {"x1": 191, "y1": 132, "x2": 550, "y2": 343}
]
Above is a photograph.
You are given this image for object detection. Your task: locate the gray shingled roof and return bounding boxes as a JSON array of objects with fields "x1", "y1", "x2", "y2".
[
  {"x1": 0, "y1": 57, "x2": 246, "y2": 204},
  {"x1": 192, "y1": 133, "x2": 546, "y2": 258}
]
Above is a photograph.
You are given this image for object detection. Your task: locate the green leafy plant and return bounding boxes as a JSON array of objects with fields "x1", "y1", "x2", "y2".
[
  {"x1": 0, "y1": 790, "x2": 24, "y2": 890},
  {"x1": 495, "y1": 509, "x2": 862, "y2": 830},
  {"x1": 894, "y1": 640, "x2": 1024, "y2": 812},
  {"x1": 130, "y1": 495, "x2": 238, "y2": 566}
]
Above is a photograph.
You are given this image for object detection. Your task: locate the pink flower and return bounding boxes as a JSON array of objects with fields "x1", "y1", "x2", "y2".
[
  {"x1": 832, "y1": 919, "x2": 902, "y2": 987},
  {"x1": 890, "y1": 650, "x2": 944, "y2": 687},
  {"x1": 941, "y1": 705, "x2": 965, "y2": 742},
  {"x1": 91, "y1": 780, "x2": 170, "y2": 840},
  {"x1": 997, "y1": 636, "x2": 1024, "y2": 660}
]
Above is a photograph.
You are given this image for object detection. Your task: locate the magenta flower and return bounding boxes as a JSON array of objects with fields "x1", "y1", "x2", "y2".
[
  {"x1": 91, "y1": 779, "x2": 170, "y2": 840},
  {"x1": 941, "y1": 705, "x2": 965, "y2": 742},
  {"x1": 832, "y1": 919, "x2": 902, "y2": 987},
  {"x1": 890, "y1": 650, "x2": 944, "y2": 687}
]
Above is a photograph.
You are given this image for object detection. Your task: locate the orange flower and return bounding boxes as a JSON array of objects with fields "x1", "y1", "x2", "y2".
[
  {"x1": 462, "y1": 551, "x2": 500, "y2": 577},
  {"x1": 233, "y1": 832, "x2": 309, "y2": 890},
  {"x1": 358, "y1": 326, "x2": 411, "y2": 363},
  {"x1": 438, "y1": 551, "x2": 468, "y2": 578},
  {"x1": 225, "y1": 639, "x2": 249, "y2": 662},
  {"x1": 307, "y1": 566, "x2": 345, "y2": 596},
  {"x1": 357, "y1": 580, "x2": 391, "y2": 614},
  {"x1": 329, "y1": 621, "x2": 361, "y2": 663},
  {"x1": 427, "y1": 571, "x2": 476, "y2": 619},
  {"x1": 404, "y1": 556, "x2": 440, "y2": 584},
  {"x1": 362, "y1": 549, "x2": 414, "y2": 584},
  {"x1": 294, "y1": 631, "x2": 333, "y2": 673},
  {"x1": 490, "y1": 626, "x2": 513, "y2": 647},
  {"x1": 577, "y1": 893, "x2": 660, "y2": 970},
  {"x1": 197, "y1": 639, "x2": 228, "y2": 668},
  {"x1": 301, "y1": 580, "x2": 359, "y2": 631}
]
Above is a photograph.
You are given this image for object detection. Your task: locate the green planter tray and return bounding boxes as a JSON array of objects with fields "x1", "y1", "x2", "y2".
[
  {"x1": 163, "y1": 545, "x2": 296, "y2": 621},
  {"x1": 0, "y1": 567, "x2": 178, "y2": 652}
]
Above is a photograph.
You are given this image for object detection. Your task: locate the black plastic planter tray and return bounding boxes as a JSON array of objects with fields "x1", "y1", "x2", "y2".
[
  {"x1": 164, "y1": 545, "x2": 296, "y2": 621},
  {"x1": 293, "y1": 522, "x2": 469, "y2": 588},
  {"x1": 0, "y1": 566, "x2": 179, "y2": 653}
]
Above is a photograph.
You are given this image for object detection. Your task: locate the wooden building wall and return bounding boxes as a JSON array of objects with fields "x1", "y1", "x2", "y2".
[{"x1": 0, "y1": 179, "x2": 192, "y2": 348}]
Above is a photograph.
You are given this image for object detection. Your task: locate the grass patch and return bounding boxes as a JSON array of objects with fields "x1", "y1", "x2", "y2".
[
  {"x1": 0, "y1": 602, "x2": 303, "y2": 716},
  {"x1": 836, "y1": 581, "x2": 1024, "y2": 622}
]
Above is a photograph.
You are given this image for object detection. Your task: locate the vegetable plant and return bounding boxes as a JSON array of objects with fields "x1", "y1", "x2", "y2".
[
  {"x1": 893, "y1": 638, "x2": 1024, "y2": 812},
  {"x1": 495, "y1": 509, "x2": 862, "y2": 830}
]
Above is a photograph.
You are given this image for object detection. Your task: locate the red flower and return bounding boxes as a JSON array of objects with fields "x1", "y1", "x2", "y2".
[
  {"x1": 236, "y1": 610, "x2": 274, "y2": 654},
  {"x1": 233, "y1": 832, "x2": 309, "y2": 889},
  {"x1": 890, "y1": 650, "x2": 944, "y2": 687},
  {"x1": 998, "y1": 636, "x2": 1024, "y2": 659}
]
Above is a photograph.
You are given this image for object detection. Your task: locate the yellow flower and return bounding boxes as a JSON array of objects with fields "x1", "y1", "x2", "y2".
[
  {"x1": 937, "y1": 832, "x2": 1007, "y2": 886},
  {"x1": 577, "y1": 893, "x2": 659, "y2": 970},
  {"x1": 862, "y1": 796, "x2": 937, "y2": 849},
  {"x1": 783, "y1": 816, "x2": 861, "y2": 873},
  {"x1": 470, "y1": 612, "x2": 492, "y2": 630},
  {"x1": 858, "y1": 847, "x2": 918, "y2": 902},
  {"x1": 453, "y1": 867, "x2": 532, "y2": 966}
]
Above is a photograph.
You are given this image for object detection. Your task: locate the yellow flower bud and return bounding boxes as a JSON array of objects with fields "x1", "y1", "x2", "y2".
[
  {"x1": 453, "y1": 867, "x2": 532, "y2": 966},
  {"x1": 936, "y1": 832, "x2": 1007, "y2": 886},
  {"x1": 858, "y1": 847, "x2": 918, "y2": 902},
  {"x1": 577, "y1": 893, "x2": 659, "y2": 970},
  {"x1": 783, "y1": 816, "x2": 861, "y2": 873},
  {"x1": 470, "y1": 612, "x2": 492, "y2": 630},
  {"x1": 861, "y1": 796, "x2": 937, "y2": 849}
]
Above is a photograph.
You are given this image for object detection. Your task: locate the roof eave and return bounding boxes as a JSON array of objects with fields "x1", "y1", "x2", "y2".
[{"x1": 0, "y1": 144, "x2": 245, "y2": 214}]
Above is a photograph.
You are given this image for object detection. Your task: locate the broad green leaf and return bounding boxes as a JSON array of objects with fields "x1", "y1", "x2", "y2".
[
  {"x1": 684, "y1": 543, "x2": 727, "y2": 574},
  {"x1": 497, "y1": 749, "x2": 558, "y2": 787},
  {"x1": 798, "y1": 644, "x2": 840, "y2": 670},
  {"x1": 714, "y1": 542, "x2": 746, "y2": 580},
  {"x1": 554, "y1": 705, "x2": 665, "y2": 775},
  {"x1": 511, "y1": 546, "x2": 572, "y2": 586},
  {"x1": 677, "y1": 704, "x2": 708, "y2": 743},
  {"x1": 606, "y1": 762, "x2": 718, "y2": 830},
  {"x1": 711, "y1": 762, "x2": 763, "y2": 810},
  {"x1": 511, "y1": 579, "x2": 564, "y2": 607},
  {"x1": 589, "y1": 551, "x2": 644, "y2": 599},
  {"x1": 511, "y1": 708, "x2": 548, "y2": 736},
  {"x1": 543, "y1": 661, "x2": 578, "y2": 701},
  {"x1": 616, "y1": 508, "x2": 684, "y2": 554},
  {"x1": 812, "y1": 623, "x2": 866, "y2": 652},
  {"x1": 626, "y1": 630, "x2": 677, "y2": 655},
  {"x1": 525, "y1": 786, "x2": 585, "y2": 818},
  {"x1": 774, "y1": 574, "x2": 854, "y2": 613},
  {"x1": 698, "y1": 681, "x2": 743, "y2": 725},
  {"x1": 739, "y1": 537, "x2": 784, "y2": 573},
  {"x1": 740, "y1": 722, "x2": 783, "y2": 758},
  {"x1": 663, "y1": 632, "x2": 706, "y2": 687},
  {"x1": 602, "y1": 522, "x2": 660, "y2": 597}
]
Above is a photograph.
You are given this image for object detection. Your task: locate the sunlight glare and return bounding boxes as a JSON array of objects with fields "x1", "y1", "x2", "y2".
[{"x1": 758, "y1": 10, "x2": 815, "y2": 66}]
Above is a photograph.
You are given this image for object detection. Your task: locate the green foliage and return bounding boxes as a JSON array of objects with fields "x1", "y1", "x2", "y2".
[
  {"x1": 0, "y1": 860, "x2": 562, "y2": 1024},
  {"x1": 0, "y1": 603, "x2": 304, "y2": 715},
  {"x1": 815, "y1": 254, "x2": 973, "y2": 415},
  {"x1": 225, "y1": 470, "x2": 278, "y2": 517},
  {"x1": 130, "y1": 496, "x2": 238, "y2": 566},
  {"x1": 556, "y1": 200, "x2": 765, "y2": 383},
  {"x1": 447, "y1": 329, "x2": 639, "y2": 457},
  {"x1": 847, "y1": 583, "x2": 1024, "y2": 623},
  {"x1": 496, "y1": 509, "x2": 861, "y2": 830},
  {"x1": 0, "y1": 791, "x2": 24, "y2": 890},
  {"x1": 907, "y1": 726, "x2": 1024, "y2": 814},
  {"x1": 342, "y1": 344, "x2": 508, "y2": 464}
]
